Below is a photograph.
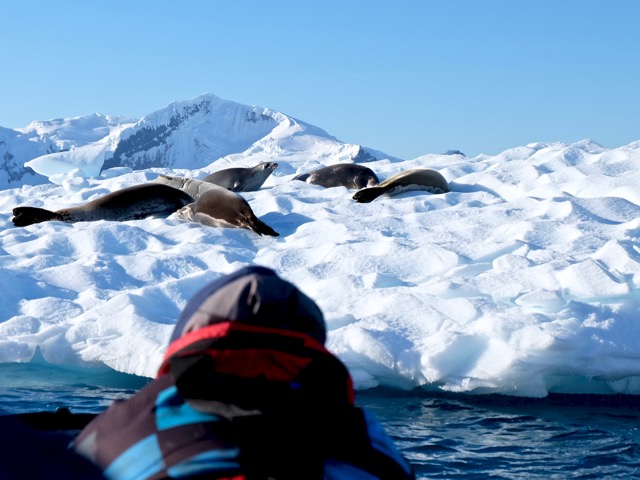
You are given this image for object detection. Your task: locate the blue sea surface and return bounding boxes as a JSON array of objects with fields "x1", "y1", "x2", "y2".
[
  {"x1": 358, "y1": 389, "x2": 640, "y2": 479},
  {"x1": 1, "y1": 362, "x2": 639, "y2": 479},
  {"x1": 0, "y1": 361, "x2": 148, "y2": 415}
]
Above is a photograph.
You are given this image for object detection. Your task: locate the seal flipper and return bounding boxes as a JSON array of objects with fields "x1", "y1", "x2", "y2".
[
  {"x1": 247, "y1": 216, "x2": 279, "y2": 237},
  {"x1": 12, "y1": 207, "x2": 65, "y2": 227},
  {"x1": 352, "y1": 187, "x2": 385, "y2": 203}
]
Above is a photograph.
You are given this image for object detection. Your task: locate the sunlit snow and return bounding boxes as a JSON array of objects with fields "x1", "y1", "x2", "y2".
[{"x1": 1, "y1": 96, "x2": 639, "y2": 398}]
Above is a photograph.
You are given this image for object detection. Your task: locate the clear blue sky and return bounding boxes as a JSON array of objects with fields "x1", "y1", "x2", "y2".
[{"x1": 2, "y1": 1, "x2": 638, "y2": 159}]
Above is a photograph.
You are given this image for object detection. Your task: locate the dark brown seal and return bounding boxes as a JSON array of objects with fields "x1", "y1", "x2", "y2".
[
  {"x1": 12, "y1": 183, "x2": 194, "y2": 226},
  {"x1": 176, "y1": 188, "x2": 279, "y2": 237},
  {"x1": 292, "y1": 163, "x2": 379, "y2": 189}
]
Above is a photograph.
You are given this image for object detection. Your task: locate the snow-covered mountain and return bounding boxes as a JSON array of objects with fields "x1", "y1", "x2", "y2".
[
  {"x1": 0, "y1": 114, "x2": 134, "y2": 188},
  {"x1": 0, "y1": 94, "x2": 396, "y2": 188}
]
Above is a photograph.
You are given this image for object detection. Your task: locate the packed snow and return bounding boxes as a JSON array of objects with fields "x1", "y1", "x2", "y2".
[{"x1": 1, "y1": 100, "x2": 639, "y2": 398}]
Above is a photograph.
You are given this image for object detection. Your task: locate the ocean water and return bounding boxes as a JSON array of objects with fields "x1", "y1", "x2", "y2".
[
  {"x1": 1, "y1": 362, "x2": 639, "y2": 479},
  {"x1": 357, "y1": 389, "x2": 640, "y2": 479}
]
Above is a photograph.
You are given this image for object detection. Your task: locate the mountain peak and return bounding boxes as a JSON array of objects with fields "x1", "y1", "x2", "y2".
[{"x1": 0, "y1": 94, "x2": 393, "y2": 187}]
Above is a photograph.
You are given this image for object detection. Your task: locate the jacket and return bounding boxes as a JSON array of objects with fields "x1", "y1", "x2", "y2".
[{"x1": 73, "y1": 266, "x2": 415, "y2": 480}]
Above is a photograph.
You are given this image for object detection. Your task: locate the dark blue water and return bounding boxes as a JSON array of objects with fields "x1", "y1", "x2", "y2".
[
  {"x1": 357, "y1": 389, "x2": 640, "y2": 479},
  {"x1": 1, "y1": 362, "x2": 639, "y2": 479}
]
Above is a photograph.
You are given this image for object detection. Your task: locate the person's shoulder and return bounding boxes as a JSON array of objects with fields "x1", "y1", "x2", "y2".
[
  {"x1": 360, "y1": 408, "x2": 414, "y2": 470},
  {"x1": 324, "y1": 406, "x2": 416, "y2": 480}
]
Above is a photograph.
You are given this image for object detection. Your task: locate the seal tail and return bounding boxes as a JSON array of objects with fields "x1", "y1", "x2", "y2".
[
  {"x1": 12, "y1": 207, "x2": 64, "y2": 226},
  {"x1": 352, "y1": 187, "x2": 385, "y2": 203},
  {"x1": 247, "y1": 216, "x2": 279, "y2": 237}
]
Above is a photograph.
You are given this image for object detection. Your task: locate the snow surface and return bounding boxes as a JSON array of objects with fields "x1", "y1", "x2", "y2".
[{"x1": 1, "y1": 106, "x2": 640, "y2": 398}]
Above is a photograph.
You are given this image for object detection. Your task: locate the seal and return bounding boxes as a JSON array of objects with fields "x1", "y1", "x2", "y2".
[
  {"x1": 203, "y1": 162, "x2": 278, "y2": 192},
  {"x1": 292, "y1": 163, "x2": 379, "y2": 189},
  {"x1": 153, "y1": 174, "x2": 221, "y2": 200},
  {"x1": 12, "y1": 183, "x2": 194, "y2": 227},
  {"x1": 352, "y1": 168, "x2": 449, "y2": 203},
  {"x1": 176, "y1": 188, "x2": 279, "y2": 237}
]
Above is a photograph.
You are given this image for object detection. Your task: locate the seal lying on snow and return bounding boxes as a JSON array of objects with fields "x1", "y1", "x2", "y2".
[
  {"x1": 154, "y1": 174, "x2": 279, "y2": 236},
  {"x1": 292, "y1": 163, "x2": 379, "y2": 190},
  {"x1": 203, "y1": 162, "x2": 278, "y2": 192},
  {"x1": 352, "y1": 168, "x2": 450, "y2": 203},
  {"x1": 12, "y1": 183, "x2": 194, "y2": 227},
  {"x1": 154, "y1": 174, "x2": 222, "y2": 200},
  {"x1": 176, "y1": 188, "x2": 279, "y2": 237}
]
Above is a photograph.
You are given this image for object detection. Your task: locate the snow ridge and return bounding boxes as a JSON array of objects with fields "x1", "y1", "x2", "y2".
[{"x1": 0, "y1": 93, "x2": 387, "y2": 187}]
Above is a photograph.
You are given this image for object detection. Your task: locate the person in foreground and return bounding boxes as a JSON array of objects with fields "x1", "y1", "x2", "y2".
[{"x1": 72, "y1": 265, "x2": 415, "y2": 480}]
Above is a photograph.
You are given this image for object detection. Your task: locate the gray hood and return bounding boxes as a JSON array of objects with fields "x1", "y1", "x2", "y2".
[{"x1": 170, "y1": 266, "x2": 326, "y2": 345}]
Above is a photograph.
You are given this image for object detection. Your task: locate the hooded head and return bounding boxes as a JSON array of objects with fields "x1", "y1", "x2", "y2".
[
  {"x1": 169, "y1": 265, "x2": 326, "y2": 345},
  {"x1": 160, "y1": 266, "x2": 353, "y2": 411}
]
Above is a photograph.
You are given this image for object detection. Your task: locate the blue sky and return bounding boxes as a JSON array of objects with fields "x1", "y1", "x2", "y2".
[{"x1": 2, "y1": 1, "x2": 638, "y2": 159}]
